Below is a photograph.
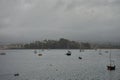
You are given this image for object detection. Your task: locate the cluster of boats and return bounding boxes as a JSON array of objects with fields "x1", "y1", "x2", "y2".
[
  {"x1": 0, "y1": 48, "x2": 116, "y2": 72},
  {"x1": 34, "y1": 48, "x2": 116, "y2": 71},
  {"x1": 66, "y1": 50, "x2": 82, "y2": 60},
  {"x1": 66, "y1": 49, "x2": 115, "y2": 71}
]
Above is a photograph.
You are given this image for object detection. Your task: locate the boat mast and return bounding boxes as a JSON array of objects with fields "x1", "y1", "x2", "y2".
[
  {"x1": 109, "y1": 43, "x2": 112, "y2": 66},
  {"x1": 107, "y1": 43, "x2": 115, "y2": 70},
  {"x1": 109, "y1": 47, "x2": 111, "y2": 66},
  {"x1": 80, "y1": 43, "x2": 81, "y2": 52}
]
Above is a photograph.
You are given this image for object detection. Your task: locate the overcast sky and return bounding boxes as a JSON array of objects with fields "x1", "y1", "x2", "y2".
[{"x1": 0, "y1": 0, "x2": 120, "y2": 44}]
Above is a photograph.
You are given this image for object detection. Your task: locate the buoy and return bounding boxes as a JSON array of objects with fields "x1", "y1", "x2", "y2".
[{"x1": 56, "y1": 69, "x2": 58, "y2": 71}]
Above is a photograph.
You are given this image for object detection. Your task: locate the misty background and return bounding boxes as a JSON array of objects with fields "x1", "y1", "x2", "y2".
[{"x1": 0, "y1": 0, "x2": 120, "y2": 44}]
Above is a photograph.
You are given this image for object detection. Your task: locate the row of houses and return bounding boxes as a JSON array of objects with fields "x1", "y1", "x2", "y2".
[{"x1": 0, "y1": 44, "x2": 24, "y2": 49}]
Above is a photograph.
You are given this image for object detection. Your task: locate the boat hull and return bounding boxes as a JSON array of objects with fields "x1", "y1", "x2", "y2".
[
  {"x1": 66, "y1": 51, "x2": 71, "y2": 56},
  {"x1": 78, "y1": 57, "x2": 82, "y2": 59},
  {"x1": 107, "y1": 65, "x2": 115, "y2": 70},
  {"x1": 38, "y1": 54, "x2": 42, "y2": 56},
  {"x1": 66, "y1": 53, "x2": 71, "y2": 56}
]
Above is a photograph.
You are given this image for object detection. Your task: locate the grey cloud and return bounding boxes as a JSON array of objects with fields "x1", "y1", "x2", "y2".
[
  {"x1": 53, "y1": 0, "x2": 65, "y2": 11},
  {"x1": 0, "y1": 0, "x2": 120, "y2": 44}
]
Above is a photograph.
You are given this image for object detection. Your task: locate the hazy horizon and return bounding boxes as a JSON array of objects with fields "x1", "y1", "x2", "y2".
[{"x1": 0, "y1": 0, "x2": 120, "y2": 44}]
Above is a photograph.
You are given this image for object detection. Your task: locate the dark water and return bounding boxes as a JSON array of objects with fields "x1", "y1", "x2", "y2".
[{"x1": 0, "y1": 49, "x2": 120, "y2": 80}]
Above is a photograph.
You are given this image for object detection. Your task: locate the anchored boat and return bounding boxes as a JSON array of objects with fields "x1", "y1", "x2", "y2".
[
  {"x1": 66, "y1": 50, "x2": 71, "y2": 56},
  {"x1": 0, "y1": 52, "x2": 6, "y2": 55},
  {"x1": 107, "y1": 48, "x2": 115, "y2": 70}
]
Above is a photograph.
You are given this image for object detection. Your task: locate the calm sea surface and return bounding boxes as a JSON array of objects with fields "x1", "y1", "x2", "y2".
[{"x1": 0, "y1": 49, "x2": 120, "y2": 80}]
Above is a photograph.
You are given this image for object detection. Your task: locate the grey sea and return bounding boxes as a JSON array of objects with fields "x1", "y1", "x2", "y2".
[{"x1": 0, "y1": 49, "x2": 120, "y2": 80}]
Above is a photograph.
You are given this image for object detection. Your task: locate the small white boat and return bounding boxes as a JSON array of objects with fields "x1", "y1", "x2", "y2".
[
  {"x1": 34, "y1": 50, "x2": 37, "y2": 54},
  {"x1": 66, "y1": 50, "x2": 71, "y2": 56},
  {"x1": 99, "y1": 49, "x2": 102, "y2": 55}
]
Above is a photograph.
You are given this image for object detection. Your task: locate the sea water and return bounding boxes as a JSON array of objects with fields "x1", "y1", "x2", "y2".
[{"x1": 0, "y1": 49, "x2": 120, "y2": 80}]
